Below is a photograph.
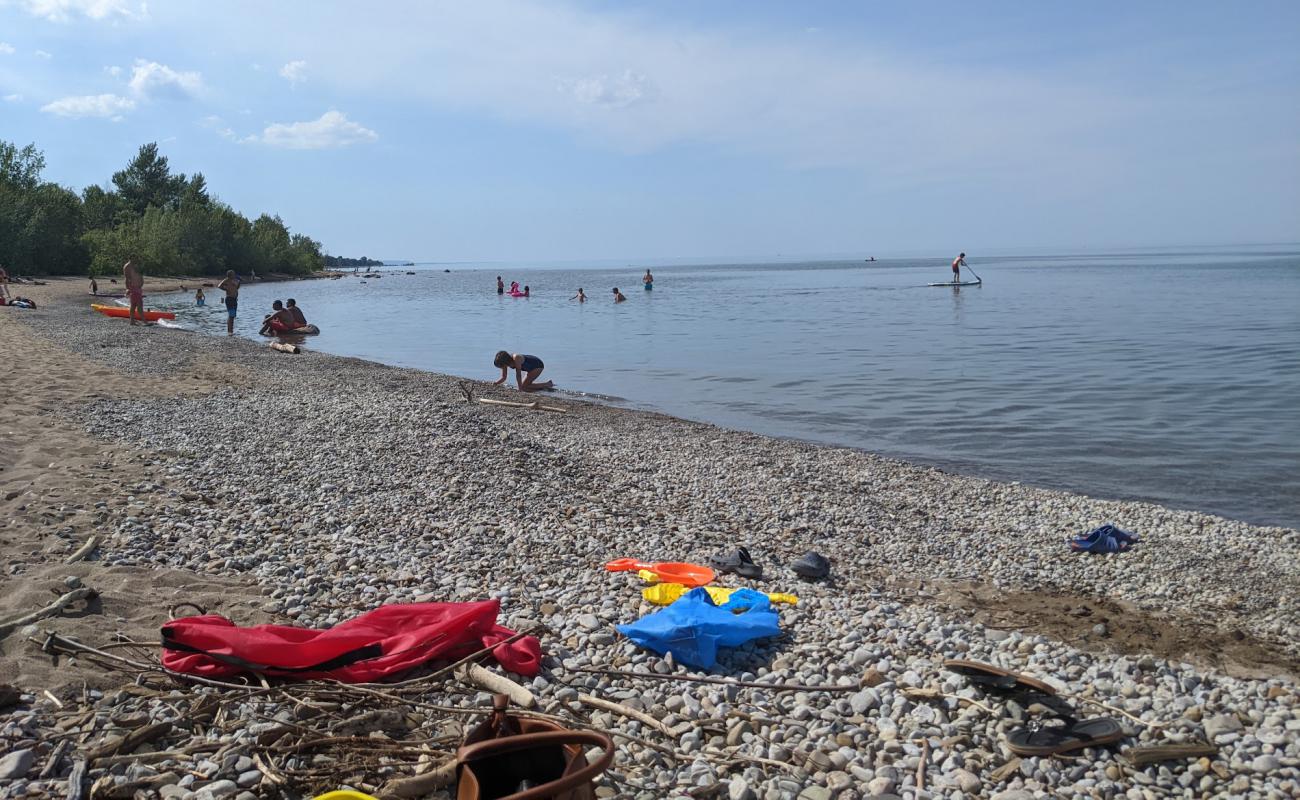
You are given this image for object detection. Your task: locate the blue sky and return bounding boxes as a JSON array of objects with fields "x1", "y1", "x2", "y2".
[{"x1": 1, "y1": 0, "x2": 1297, "y2": 261}]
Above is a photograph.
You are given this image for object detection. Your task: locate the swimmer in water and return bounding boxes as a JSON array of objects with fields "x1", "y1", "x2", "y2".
[
  {"x1": 613, "y1": 287, "x2": 626, "y2": 303},
  {"x1": 497, "y1": 276, "x2": 504, "y2": 295},
  {"x1": 643, "y1": 269, "x2": 653, "y2": 290},
  {"x1": 571, "y1": 288, "x2": 586, "y2": 302},
  {"x1": 523, "y1": 285, "x2": 530, "y2": 297}
]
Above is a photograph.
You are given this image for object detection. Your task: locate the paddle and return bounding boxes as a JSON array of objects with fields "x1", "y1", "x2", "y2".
[{"x1": 960, "y1": 261, "x2": 982, "y2": 283}]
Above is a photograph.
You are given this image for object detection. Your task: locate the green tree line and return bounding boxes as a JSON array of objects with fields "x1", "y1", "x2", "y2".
[{"x1": 0, "y1": 140, "x2": 325, "y2": 277}]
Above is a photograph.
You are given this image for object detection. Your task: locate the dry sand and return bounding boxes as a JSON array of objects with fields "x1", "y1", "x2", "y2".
[{"x1": 1, "y1": 277, "x2": 269, "y2": 693}]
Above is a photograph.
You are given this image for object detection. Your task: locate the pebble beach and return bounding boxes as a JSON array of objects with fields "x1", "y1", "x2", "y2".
[{"x1": 2, "y1": 279, "x2": 1298, "y2": 799}]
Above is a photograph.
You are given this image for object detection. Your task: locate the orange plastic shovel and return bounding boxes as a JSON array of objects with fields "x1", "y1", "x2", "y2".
[{"x1": 605, "y1": 558, "x2": 715, "y2": 587}]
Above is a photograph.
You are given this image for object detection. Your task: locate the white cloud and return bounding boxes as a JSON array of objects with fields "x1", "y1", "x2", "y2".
[
  {"x1": 256, "y1": 110, "x2": 378, "y2": 149},
  {"x1": 40, "y1": 92, "x2": 134, "y2": 119},
  {"x1": 279, "y1": 59, "x2": 307, "y2": 86},
  {"x1": 34, "y1": 49, "x2": 52, "y2": 59},
  {"x1": 13, "y1": 0, "x2": 146, "y2": 22},
  {"x1": 128, "y1": 59, "x2": 201, "y2": 99},
  {"x1": 0, "y1": 42, "x2": 16, "y2": 55},
  {"x1": 3, "y1": 93, "x2": 23, "y2": 102},
  {"x1": 561, "y1": 69, "x2": 651, "y2": 109},
  {"x1": 105, "y1": 64, "x2": 121, "y2": 77}
]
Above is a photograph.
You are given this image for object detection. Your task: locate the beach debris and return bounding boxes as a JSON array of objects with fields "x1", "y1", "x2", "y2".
[
  {"x1": 457, "y1": 380, "x2": 475, "y2": 402},
  {"x1": 477, "y1": 397, "x2": 566, "y2": 413},
  {"x1": 457, "y1": 662, "x2": 536, "y2": 708},
  {"x1": 270, "y1": 341, "x2": 301, "y2": 354},
  {"x1": 64, "y1": 534, "x2": 100, "y2": 564},
  {"x1": 1124, "y1": 742, "x2": 1218, "y2": 766},
  {"x1": 0, "y1": 586, "x2": 96, "y2": 641}
]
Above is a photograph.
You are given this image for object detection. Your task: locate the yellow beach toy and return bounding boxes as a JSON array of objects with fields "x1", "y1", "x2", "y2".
[
  {"x1": 642, "y1": 583, "x2": 797, "y2": 606},
  {"x1": 312, "y1": 792, "x2": 378, "y2": 800}
]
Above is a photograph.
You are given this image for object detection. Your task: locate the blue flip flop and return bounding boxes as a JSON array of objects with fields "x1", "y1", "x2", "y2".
[{"x1": 1069, "y1": 524, "x2": 1138, "y2": 553}]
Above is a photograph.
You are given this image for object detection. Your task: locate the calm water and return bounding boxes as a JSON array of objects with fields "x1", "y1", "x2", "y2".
[{"x1": 158, "y1": 249, "x2": 1300, "y2": 528}]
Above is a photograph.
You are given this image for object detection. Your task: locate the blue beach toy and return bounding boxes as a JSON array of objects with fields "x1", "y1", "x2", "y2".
[{"x1": 617, "y1": 587, "x2": 780, "y2": 668}]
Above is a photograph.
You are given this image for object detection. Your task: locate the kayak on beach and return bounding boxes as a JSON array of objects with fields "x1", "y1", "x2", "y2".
[{"x1": 91, "y1": 303, "x2": 176, "y2": 321}]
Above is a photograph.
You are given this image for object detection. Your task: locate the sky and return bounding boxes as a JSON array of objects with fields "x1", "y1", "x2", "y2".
[{"x1": 1, "y1": 0, "x2": 1297, "y2": 262}]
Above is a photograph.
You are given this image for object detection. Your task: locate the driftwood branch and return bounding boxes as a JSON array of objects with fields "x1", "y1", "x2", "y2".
[
  {"x1": 1125, "y1": 743, "x2": 1217, "y2": 766},
  {"x1": 65, "y1": 536, "x2": 100, "y2": 564},
  {"x1": 458, "y1": 663, "x2": 536, "y2": 708},
  {"x1": 578, "y1": 693, "x2": 677, "y2": 738},
  {"x1": 477, "y1": 398, "x2": 566, "y2": 413},
  {"x1": 572, "y1": 666, "x2": 858, "y2": 694},
  {"x1": 377, "y1": 760, "x2": 456, "y2": 799},
  {"x1": 0, "y1": 588, "x2": 95, "y2": 640}
]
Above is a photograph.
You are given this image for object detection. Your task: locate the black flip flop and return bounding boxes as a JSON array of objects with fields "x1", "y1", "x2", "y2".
[
  {"x1": 1007, "y1": 717, "x2": 1124, "y2": 756},
  {"x1": 944, "y1": 659, "x2": 1058, "y2": 696},
  {"x1": 708, "y1": 547, "x2": 763, "y2": 579},
  {"x1": 791, "y1": 550, "x2": 830, "y2": 580}
]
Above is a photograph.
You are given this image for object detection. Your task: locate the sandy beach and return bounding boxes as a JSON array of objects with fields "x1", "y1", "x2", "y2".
[{"x1": 2, "y1": 278, "x2": 1297, "y2": 799}]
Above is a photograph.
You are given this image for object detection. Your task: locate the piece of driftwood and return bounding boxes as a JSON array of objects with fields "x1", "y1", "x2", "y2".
[
  {"x1": 571, "y1": 666, "x2": 858, "y2": 693},
  {"x1": 64, "y1": 535, "x2": 100, "y2": 564},
  {"x1": 86, "y1": 721, "x2": 173, "y2": 762},
  {"x1": 916, "y1": 738, "x2": 930, "y2": 791},
  {"x1": 477, "y1": 398, "x2": 565, "y2": 413},
  {"x1": 0, "y1": 588, "x2": 95, "y2": 640},
  {"x1": 458, "y1": 663, "x2": 536, "y2": 708},
  {"x1": 65, "y1": 760, "x2": 88, "y2": 800},
  {"x1": 269, "y1": 342, "x2": 300, "y2": 354},
  {"x1": 377, "y1": 759, "x2": 456, "y2": 799},
  {"x1": 990, "y1": 757, "x2": 1022, "y2": 782},
  {"x1": 40, "y1": 739, "x2": 70, "y2": 779},
  {"x1": 1125, "y1": 743, "x2": 1217, "y2": 766},
  {"x1": 578, "y1": 693, "x2": 676, "y2": 738}
]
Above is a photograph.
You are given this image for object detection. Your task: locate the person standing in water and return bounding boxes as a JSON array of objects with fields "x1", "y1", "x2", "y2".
[
  {"x1": 613, "y1": 287, "x2": 626, "y2": 303},
  {"x1": 123, "y1": 259, "x2": 144, "y2": 326},
  {"x1": 497, "y1": 276, "x2": 505, "y2": 295},
  {"x1": 643, "y1": 269, "x2": 654, "y2": 290},
  {"x1": 951, "y1": 252, "x2": 967, "y2": 282},
  {"x1": 571, "y1": 288, "x2": 586, "y2": 302},
  {"x1": 195, "y1": 287, "x2": 205, "y2": 306},
  {"x1": 217, "y1": 270, "x2": 240, "y2": 335}
]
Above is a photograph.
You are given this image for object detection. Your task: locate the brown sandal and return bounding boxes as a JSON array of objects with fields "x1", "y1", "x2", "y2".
[{"x1": 944, "y1": 659, "x2": 1057, "y2": 695}]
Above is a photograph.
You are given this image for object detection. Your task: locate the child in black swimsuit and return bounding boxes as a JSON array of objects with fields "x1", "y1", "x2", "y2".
[{"x1": 493, "y1": 351, "x2": 554, "y2": 392}]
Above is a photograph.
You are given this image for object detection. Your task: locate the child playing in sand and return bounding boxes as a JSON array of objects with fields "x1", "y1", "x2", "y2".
[{"x1": 493, "y1": 351, "x2": 553, "y2": 392}]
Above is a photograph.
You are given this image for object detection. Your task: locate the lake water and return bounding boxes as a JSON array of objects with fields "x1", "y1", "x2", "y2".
[{"x1": 157, "y1": 248, "x2": 1300, "y2": 528}]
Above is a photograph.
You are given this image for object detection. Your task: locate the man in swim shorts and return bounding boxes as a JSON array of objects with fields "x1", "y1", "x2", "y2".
[
  {"x1": 217, "y1": 270, "x2": 240, "y2": 335},
  {"x1": 951, "y1": 252, "x2": 966, "y2": 282},
  {"x1": 260, "y1": 300, "x2": 297, "y2": 335},
  {"x1": 123, "y1": 259, "x2": 144, "y2": 326},
  {"x1": 285, "y1": 298, "x2": 307, "y2": 327}
]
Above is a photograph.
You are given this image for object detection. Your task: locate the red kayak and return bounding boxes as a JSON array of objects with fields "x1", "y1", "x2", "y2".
[{"x1": 91, "y1": 303, "x2": 176, "y2": 322}]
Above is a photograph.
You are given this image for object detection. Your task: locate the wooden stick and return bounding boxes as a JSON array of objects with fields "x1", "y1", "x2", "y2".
[
  {"x1": 1124, "y1": 743, "x2": 1217, "y2": 767},
  {"x1": 578, "y1": 693, "x2": 677, "y2": 738},
  {"x1": 571, "y1": 666, "x2": 858, "y2": 693},
  {"x1": 477, "y1": 398, "x2": 566, "y2": 413},
  {"x1": 64, "y1": 535, "x2": 100, "y2": 564},
  {"x1": 39, "y1": 739, "x2": 70, "y2": 779},
  {"x1": 458, "y1": 663, "x2": 536, "y2": 708},
  {"x1": 0, "y1": 588, "x2": 94, "y2": 640},
  {"x1": 1067, "y1": 693, "x2": 1169, "y2": 729},
  {"x1": 86, "y1": 721, "x2": 173, "y2": 761},
  {"x1": 269, "y1": 342, "x2": 300, "y2": 354},
  {"x1": 916, "y1": 739, "x2": 930, "y2": 792},
  {"x1": 377, "y1": 760, "x2": 456, "y2": 799}
]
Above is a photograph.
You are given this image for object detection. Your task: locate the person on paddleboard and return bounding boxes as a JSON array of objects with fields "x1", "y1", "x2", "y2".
[{"x1": 951, "y1": 253, "x2": 967, "y2": 282}]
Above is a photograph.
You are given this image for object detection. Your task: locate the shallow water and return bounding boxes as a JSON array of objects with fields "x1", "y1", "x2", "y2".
[{"x1": 159, "y1": 248, "x2": 1300, "y2": 527}]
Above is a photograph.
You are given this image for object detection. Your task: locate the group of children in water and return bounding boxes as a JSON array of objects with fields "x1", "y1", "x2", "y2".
[
  {"x1": 491, "y1": 269, "x2": 655, "y2": 391},
  {"x1": 495, "y1": 269, "x2": 653, "y2": 304}
]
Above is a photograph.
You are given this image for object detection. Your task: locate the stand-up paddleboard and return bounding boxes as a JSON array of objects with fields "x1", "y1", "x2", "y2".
[{"x1": 928, "y1": 280, "x2": 982, "y2": 287}]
